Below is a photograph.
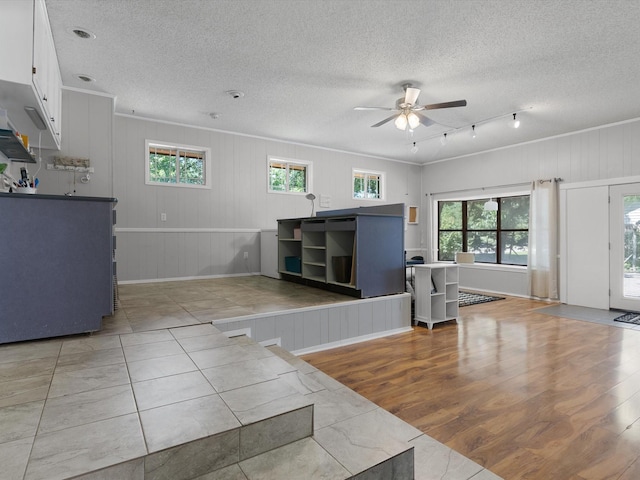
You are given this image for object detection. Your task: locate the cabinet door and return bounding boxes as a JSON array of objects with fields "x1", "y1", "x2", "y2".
[
  {"x1": 32, "y1": 0, "x2": 50, "y2": 106},
  {"x1": 0, "y1": 0, "x2": 33, "y2": 84},
  {"x1": 46, "y1": 50, "x2": 62, "y2": 138},
  {"x1": 32, "y1": 0, "x2": 61, "y2": 144}
]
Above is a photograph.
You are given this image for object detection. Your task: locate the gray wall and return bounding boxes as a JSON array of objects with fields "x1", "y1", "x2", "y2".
[
  {"x1": 37, "y1": 89, "x2": 422, "y2": 282},
  {"x1": 422, "y1": 118, "x2": 640, "y2": 297},
  {"x1": 25, "y1": 88, "x2": 640, "y2": 295},
  {"x1": 20, "y1": 88, "x2": 114, "y2": 198}
]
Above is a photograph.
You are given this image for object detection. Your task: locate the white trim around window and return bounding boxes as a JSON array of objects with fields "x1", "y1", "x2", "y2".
[
  {"x1": 267, "y1": 155, "x2": 313, "y2": 195},
  {"x1": 145, "y1": 140, "x2": 212, "y2": 189},
  {"x1": 352, "y1": 168, "x2": 385, "y2": 201}
]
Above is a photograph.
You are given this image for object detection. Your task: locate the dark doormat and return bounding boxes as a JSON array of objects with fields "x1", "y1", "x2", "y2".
[
  {"x1": 613, "y1": 311, "x2": 640, "y2": 324},
  {"x1": 459, "y1": 291, "x2": 505, "y2": 307}
]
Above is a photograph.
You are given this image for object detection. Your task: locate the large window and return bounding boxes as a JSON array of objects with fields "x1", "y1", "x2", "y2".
[
  {"x1": 438, "y1": 195, "x2": 530, "y2": 265},
  {"x1": 146, "y1": 141, "x2": 211, "y2": 188},
  {"x1": 268, "y1": 156, "x2": 312, "y2": 194},
  {"x1": 353, "y1": 169, "x2": 385, "y2": 200}
]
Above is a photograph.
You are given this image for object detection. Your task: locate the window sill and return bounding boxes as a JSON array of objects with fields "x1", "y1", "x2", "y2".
[{"x1": 437, "y1": 262, "x2": 527, "y2": 273}]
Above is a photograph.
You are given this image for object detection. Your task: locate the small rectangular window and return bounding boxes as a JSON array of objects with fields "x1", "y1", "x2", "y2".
[
  {"x1": 268, "y1": 156, "x2": 312, "y2": 194},
  {"x1": 353, "y1": 169, "x2": 385, "y2": 200},
  {"x1": 146, "y1": 141, "x2": 211, "y2": 188}
]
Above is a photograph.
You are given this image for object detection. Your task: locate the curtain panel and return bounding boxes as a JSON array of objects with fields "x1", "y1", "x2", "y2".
[{"x1": 528, "y1": 179, "x2": 559, "y2": 300}]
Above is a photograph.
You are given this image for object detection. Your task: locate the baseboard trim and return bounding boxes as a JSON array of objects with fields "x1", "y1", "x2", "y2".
[
  {"x1": 118, "y1": 272, "x2": 262, "y2": 285},
  {"x1": 290, "y1": 326, "x2": 413, "y2": 356}
]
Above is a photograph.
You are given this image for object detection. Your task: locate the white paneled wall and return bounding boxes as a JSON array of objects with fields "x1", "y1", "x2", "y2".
[
  {"x1": 112, "y1": 114, "x2": 422, "y2": 281},
  {"x1": 423, "y1": 118, "x2": 640, "y2": 299},
  {"x1": 116, "y1": 230, "x2": 260, "y2": 282},
  {"x1": 14, "y1": 88, "x2": 114, "y2": 198},
  {"x1": 423, "y1": 120, "x2": 640, "y2": 195},
  {"x1": 213, "y1": 293, "x2": 412, "y2": 354}
]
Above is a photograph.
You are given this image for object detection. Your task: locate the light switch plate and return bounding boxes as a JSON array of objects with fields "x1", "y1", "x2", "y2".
[{"x1": 319, "y1": 195, "x2": 331, "y2": 208}]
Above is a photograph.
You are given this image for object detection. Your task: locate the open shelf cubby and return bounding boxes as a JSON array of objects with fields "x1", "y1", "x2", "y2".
[{"x1": 414, "y1": 263, "x2": 459, "y2": 329}]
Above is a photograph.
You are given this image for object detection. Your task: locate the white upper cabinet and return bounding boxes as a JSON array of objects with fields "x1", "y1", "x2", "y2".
[{"x1": 0, "y1": 0, "x2": 62, "y2": 150}]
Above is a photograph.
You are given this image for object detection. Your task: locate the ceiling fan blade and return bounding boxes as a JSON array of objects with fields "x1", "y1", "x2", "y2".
[
  {"x1": 404, "y1": 87, "x2": 420, "y2": 106},
  {"x1": 423, "y1": 99, "x2": 467, "y2": 110},
  {"x1": 371, "y1": 114, "x2": 399, "y2": 128},
  {"x1": 354, "y1": 106, "x2": 395, "y2": 111},
  {"x1": 416, "y1": 113, "x2": 434, "y2": 127}
]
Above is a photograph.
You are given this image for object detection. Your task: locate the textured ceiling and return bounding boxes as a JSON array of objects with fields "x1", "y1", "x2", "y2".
[{"x1": 45, "y1": 0, "x2": 640, "y2": 164}]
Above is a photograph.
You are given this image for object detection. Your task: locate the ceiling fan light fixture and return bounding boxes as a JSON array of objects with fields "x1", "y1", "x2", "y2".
[
  {"x1": 407, "y1": 112, "x2": 420, "y2": 130},
  {"x1": 395, "y1": 114, "x2": 408, "y2": 130},
  {"x1": 404, "y1": 86, "x2": 420, "y2": 106},
  {"x1": 510, "y1": 113, "x2": 520, "y2": 129}
]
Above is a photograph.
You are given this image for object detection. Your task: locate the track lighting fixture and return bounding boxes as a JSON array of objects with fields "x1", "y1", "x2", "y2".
[{"x1": 510, "y1": 113, "x2": 520, "y2": 129}]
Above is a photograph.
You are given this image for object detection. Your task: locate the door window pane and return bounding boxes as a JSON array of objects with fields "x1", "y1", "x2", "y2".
[{"x1": 623, "y1": 195, "x2": 640, "y2": 298}]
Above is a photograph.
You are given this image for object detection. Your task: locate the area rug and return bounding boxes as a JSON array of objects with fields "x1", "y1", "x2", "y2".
[
  {"x1": 613, "y1": 311, "x2": 640, "y2": 325},
  {"x1": 459, "y1": 291, "x2": 505, "y2": 307}
]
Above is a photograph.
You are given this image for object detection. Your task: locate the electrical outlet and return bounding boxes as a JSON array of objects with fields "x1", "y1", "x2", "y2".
[
  {"x1": 160, "y1": 213, "x2": 167, "y2": 222},
  {"x1": 243, "y1": 251, "x2": 249, "y2": 260}
]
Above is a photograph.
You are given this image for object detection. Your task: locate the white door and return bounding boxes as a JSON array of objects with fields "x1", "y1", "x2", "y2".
[
  {"x1": 564, "y1": 186, "x2": 610, "y2": 309},
  {"x1": 610, "y1": 184, "x2": 640, "y2": 312}
]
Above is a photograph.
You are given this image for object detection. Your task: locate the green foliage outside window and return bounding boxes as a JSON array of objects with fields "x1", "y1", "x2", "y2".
[
  {"x1": 353, "y1": 171, "x2": 382, "y2": 199},
  {"x1": 624, "y1": 195, "x2": 640, "y2": 272},
  {"x1": 269, "y1": 164, "x2": 287, "y2": 191},
  {"x1": 288, "y1": 166, "x2": 307, "y2": 193},
  {"x1": 438, "y1": 195, "x2": 529, "y2": 265},
  {"x1": 148, "y1": 145, "x2": 206, "y2": 186},
  {"x1": 268, "y1": 161, "x2": 308, "y2": 193}
]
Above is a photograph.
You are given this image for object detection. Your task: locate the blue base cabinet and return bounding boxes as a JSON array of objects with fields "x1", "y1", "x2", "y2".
[{"x1": 278, "y1": 208, "x2": 404, "y2": 298}]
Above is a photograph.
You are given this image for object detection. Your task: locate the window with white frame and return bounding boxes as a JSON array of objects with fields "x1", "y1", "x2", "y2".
[
  {"x1": 268, "y1": 156, "x2": 312, "y2": 194},
  {"x1": 353, "y1": 169, "x2": 385, "y2": 200},
  {"x1": 146, "y1": 140, "x2": 211, "y2": 188}
]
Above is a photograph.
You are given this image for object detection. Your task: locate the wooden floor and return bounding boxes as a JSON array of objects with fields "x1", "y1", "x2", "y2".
[{"x1": 302, "y1": 296, "x2": 640, "y2": 480}]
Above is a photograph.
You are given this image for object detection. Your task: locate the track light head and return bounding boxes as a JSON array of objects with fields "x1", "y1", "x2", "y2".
[{"x1": 510, "y1": 113, "x2": 520, "y2": 129}]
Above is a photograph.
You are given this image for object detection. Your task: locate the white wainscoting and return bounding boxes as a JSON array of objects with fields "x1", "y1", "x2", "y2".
[
  {"x1": 458, "y1": 264, "x2": 529, "y2": 297},
  {"x1": 115, "y1": 228, "x2": 261, "y2": 282},
  {"x1": 213, "y1": 293, "x2": 412, "y2": 354}
]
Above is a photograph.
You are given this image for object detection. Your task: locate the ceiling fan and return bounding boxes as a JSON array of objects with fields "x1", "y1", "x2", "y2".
[{"x1": 354, "y1": 83, "x2": 467, "y2": 130}]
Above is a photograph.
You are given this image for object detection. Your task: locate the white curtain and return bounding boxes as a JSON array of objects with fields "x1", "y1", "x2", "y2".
[{"x1": 528, "y1": 179, "x2": 559, "y2": 299}]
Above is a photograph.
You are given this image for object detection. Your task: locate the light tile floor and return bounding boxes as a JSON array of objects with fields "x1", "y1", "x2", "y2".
[
  {"x1": 536, "y1": 304, "x2": 640, "y2": 330},
  {"x1": 0, "y1": 276, "x2": 501, "y2": 480}
]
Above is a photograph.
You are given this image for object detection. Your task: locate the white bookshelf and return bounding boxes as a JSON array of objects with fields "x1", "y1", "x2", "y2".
[{"x1": 414, "y1": 264, "x2": 459, "y2": 329}]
